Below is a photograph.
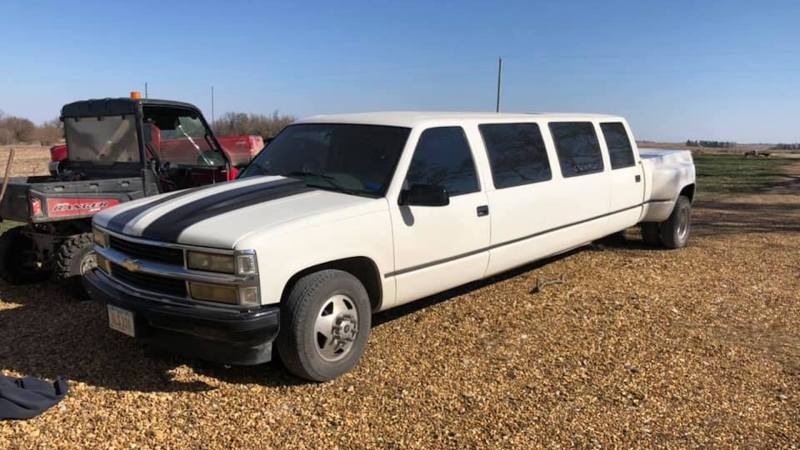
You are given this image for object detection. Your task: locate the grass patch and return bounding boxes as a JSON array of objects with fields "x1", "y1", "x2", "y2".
[{"x1": 694, "y1": 154, "x2": 795, "y2": 201}]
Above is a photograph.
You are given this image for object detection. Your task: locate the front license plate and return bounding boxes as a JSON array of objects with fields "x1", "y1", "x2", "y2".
[{"x1": 107, "y1": 305, "x2": 135, "y2": 337}]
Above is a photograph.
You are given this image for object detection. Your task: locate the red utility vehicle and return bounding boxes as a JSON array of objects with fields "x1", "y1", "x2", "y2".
[{"x1": 0, "y1": 94, "x2": 263, "y2": 297}]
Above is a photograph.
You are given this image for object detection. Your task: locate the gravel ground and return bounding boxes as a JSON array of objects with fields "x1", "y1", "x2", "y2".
[{"x1": 1, "y1": 159, "x2": 798, "y2": 449}]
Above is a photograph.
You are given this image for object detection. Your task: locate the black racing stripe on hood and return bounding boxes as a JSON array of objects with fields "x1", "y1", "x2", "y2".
[
  {"x1": 105, "y1": 186, "x2": 206, "y2": 233},
  {"x1": 140, "y1": 178, "x2": 313, "y2": 242}
]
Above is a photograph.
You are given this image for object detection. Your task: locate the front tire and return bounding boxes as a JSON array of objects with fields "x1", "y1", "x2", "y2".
[
  {"x1": 277, "y1": 269, "x2": 371, "y2": 382},
  {"x1": 55, "y1": 233, "x2": 96, "y2": 299}
]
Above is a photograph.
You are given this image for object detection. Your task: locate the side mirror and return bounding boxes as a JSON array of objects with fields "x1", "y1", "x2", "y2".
[{"x1": 399, "y1": 183, "x2": 449, "y2": 207}]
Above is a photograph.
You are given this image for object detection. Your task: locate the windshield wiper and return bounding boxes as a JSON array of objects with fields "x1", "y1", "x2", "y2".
[
  {"x1": 177, "y1": 124, "x2": 213, "y2": 166},
  {"x1": 284, "y1": 171, "x2": 359, "y2": 195}
]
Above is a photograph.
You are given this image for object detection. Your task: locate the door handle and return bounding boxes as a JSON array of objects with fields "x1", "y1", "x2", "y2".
[
  {"x1": 476, "y1": 205, "x2": 489, "y2": 217},
  {"x1": 635, "y1": 174, "x2": 642, "y2": 183}
]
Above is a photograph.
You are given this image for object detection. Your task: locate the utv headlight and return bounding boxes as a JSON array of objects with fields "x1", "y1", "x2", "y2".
[
  {"x1": 187, "y1": 251, "x2": 235, "y2": 274},
  {"x1": 93, "y1": 229, "x2": 109, "y2": 248}
]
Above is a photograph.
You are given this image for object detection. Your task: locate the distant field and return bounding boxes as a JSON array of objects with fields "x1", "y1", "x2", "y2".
[
  {"x1": 639, "y1": 141, "x2": 800, "y2": 158},
  {"x1": 0, "y1": 145, "x2": 50, "y2": 177},
  {"x1": 0, "y1": 146, "x2": 49, "y2": 232},
  {"x1": 694, "y1": 153, "x2": 799, "y2": 200}
]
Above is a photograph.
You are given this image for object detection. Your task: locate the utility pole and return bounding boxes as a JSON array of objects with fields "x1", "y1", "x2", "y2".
[
  {"x1": 211, "y1": 86, "x2": 215, "y2": 124},
  {"x1": 144, "y1": 82, "x2": 148, "y2": 99},
  {"x1": 495, "y1": 57, "x2": 503, "y2": 113}
]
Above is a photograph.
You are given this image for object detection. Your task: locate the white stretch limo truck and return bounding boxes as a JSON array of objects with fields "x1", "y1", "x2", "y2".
[{"x1": 86, "y1": 112, "x2": 696, "y2": 381}]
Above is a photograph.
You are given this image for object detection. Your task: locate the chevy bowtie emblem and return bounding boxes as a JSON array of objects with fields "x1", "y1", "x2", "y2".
[{"x1": 121, "y1": 259, "x2": 141, "y2": 272}]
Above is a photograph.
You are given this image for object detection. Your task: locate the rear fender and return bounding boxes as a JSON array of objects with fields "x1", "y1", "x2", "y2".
[{"x1": 641, "y1": 182, "x2": 695, "y2": 223}]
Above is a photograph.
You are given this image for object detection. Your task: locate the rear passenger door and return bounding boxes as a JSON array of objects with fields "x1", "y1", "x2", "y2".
[
  {"x1": 599, "y1": 122, "x2": 645, "y2": 229},
  {"x1": 388, "y1": 126, "x2": 490, "y2": 305},
  {"x1": 478, "y1": 122, "x2": 567, "y2": 276},
  {"x1": 548, "y1": 121, "x2": 612, "y2": 226}
]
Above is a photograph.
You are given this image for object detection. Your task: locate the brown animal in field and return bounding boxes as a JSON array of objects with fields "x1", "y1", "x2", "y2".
[{"x1": 744, "y1": 150, "x2": 757, "y2": 158}]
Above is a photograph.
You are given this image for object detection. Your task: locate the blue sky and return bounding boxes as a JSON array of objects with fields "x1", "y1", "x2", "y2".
[{"x1": 1, "y1": 0, "x2": 798, "y2": 142}]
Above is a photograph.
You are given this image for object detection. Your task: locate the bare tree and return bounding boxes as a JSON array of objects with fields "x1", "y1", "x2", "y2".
[
  {"x1": 35, "y1": 118, "x2": 63, "y2": 146},
  {"x1": 212, "y1": 111, "x2": 295, "y2": 138},
  {"x1": 0, "y1": 114, "x2": 36, "y2": 143}
]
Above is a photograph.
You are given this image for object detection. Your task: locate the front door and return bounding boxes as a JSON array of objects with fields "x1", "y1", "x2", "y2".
[{"x1": 388, "y1": 126, "x2": 490, "y2": 306}]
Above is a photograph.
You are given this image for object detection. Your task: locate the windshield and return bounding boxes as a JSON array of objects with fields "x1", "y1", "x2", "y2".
[
  {"x1": 240, "y1": 123, "x2": 410, "y2": 197},
  {"x1": 64, "y1": 115, "x2": 140, "y2": 165},
  {"x1": 143, "y1": 108, "x2": 226, "y2": 167}
]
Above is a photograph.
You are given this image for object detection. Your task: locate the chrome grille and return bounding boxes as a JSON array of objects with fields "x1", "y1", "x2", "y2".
[
  {"x1": 110, "y1": 263, "x2": 187, "y2": 297},
  {"x1": 109, "y1": 235, "x2": 184, "y2": 266}
]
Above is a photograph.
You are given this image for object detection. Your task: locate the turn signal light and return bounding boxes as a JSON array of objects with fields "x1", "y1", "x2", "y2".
[{"x1": 130, "y1": 91, "x2": 142, "y2": 100}]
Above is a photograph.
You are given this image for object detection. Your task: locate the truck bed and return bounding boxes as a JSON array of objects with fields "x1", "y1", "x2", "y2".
[{"x1": 0, "y1": 176, "x2": 146, "y2": 223}]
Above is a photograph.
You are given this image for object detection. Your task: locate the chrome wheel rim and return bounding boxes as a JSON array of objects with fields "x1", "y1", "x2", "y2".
[
  {"x1": 314, "y1": 294, "x2": 359, "y2": 362},
  {"x1": 80, "y1": 253, "x2": 98, "y2": 275},
  {"x1": 677, "y1": 206, "x2": 690, "y2": 241}
]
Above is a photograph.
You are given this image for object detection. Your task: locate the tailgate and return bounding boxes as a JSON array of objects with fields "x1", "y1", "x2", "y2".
[
  {"x1": 29, "y1": 177, "x2": 146, "y2": 221},
  {"x1": 0, "y1": 176, "x2": 147, "y2": 222},
  {"x1": 0, "y1": 177, "x2": 37, "y2": 222}
]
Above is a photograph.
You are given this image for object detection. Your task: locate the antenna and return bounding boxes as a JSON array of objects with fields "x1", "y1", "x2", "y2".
[
  {"x1": 211, "y1": 86, "x2": 215, "y2": 124},
  {"x1": 495, "y1": 57, "x2": 503, "y2": 113},
  {"x1": 145, "y1": 82, "x2": 149, "y2": 99}
]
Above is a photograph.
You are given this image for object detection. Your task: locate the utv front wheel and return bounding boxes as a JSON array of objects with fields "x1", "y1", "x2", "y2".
[
  {"x1": 277, "y1": 269, "x2": 371, "y2": 382},
  {"x1": 55, "y1": 233, "x2": 96, "y2": 299},
  {"x1": 0, "y1": 227, "x2": 51, "y2": 284}
]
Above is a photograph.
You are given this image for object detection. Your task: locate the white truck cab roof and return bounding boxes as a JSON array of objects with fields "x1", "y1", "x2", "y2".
[{"x1": 298, "y1": 111, "x2": 625, "y2": 128}]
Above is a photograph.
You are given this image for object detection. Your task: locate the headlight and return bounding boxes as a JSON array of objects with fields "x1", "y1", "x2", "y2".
[
  {"x1": 187, "y1": 250, "x2": 257, "y2": 275},
  {"x1": 93, "y1": 229, "x2": 108, "y2": 248},
  {"x1": 187, "y1": 251, "x2": 235, "y2": 274}
]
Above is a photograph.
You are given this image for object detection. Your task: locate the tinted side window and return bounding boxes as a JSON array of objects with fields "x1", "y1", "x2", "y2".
[
  {"x1": 405, "y1": 127, "x2": 479, "y2": 196},
  {"x1": 479, "y1": 123, "x2": 551, "y2": 189},
  {"x1": 549, "y1": 122, "x2": 604, "y2": 177},
  {"x1": 601, "y1": 122, "x2": 636, "y2": 169}
]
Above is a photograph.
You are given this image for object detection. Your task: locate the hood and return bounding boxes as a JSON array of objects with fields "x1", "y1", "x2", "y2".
[{"x1": 94, "y1": 176, "x2": 380, "y2": 248}]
